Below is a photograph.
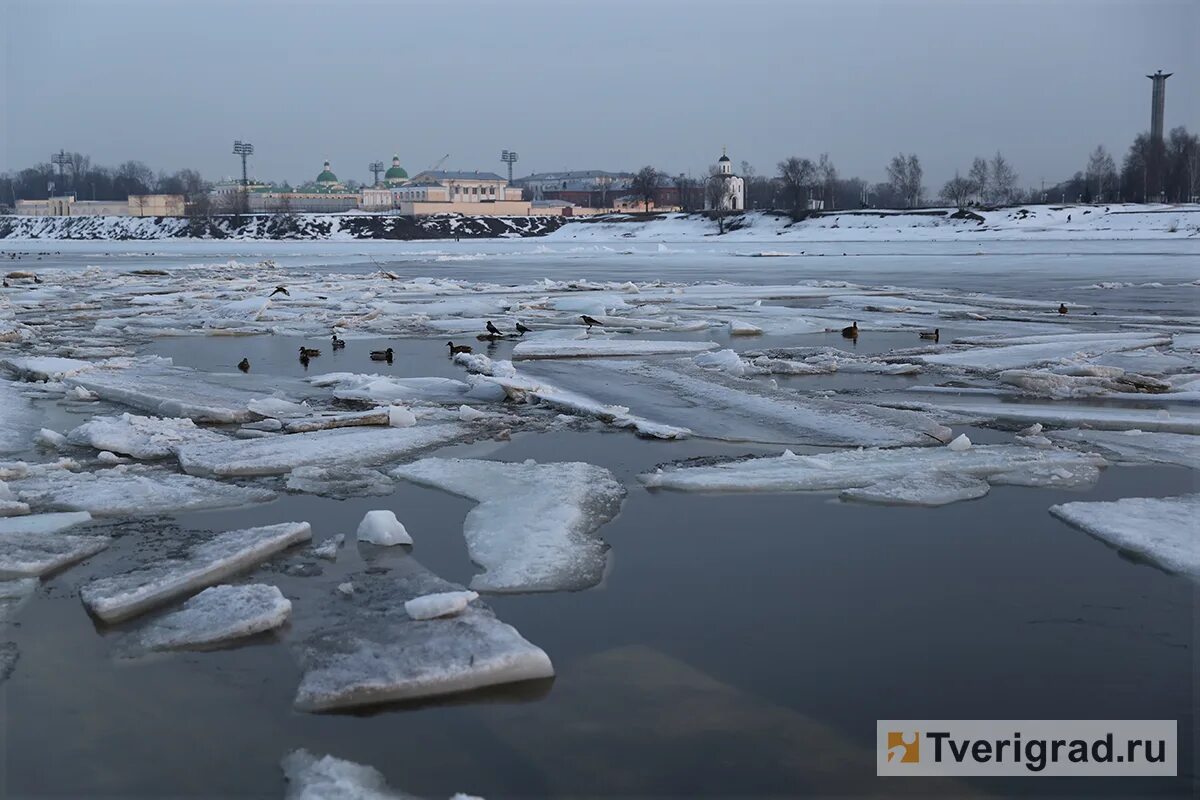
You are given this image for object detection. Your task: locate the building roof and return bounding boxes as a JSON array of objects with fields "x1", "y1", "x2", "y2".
[
  {"x1": 417, "y1": 170, "x2": 506, "y2": 182},
  {"x1": 317, "y1": 160, "x2": 338, "y2": 183},
  {"x1": 718, "y1": 154, "x2": 731, "y2": 162},
  {"x1": 384, "y1": 155, "x2": 408, "y2": 181},
  {"x1": 515, "y1": 170, "x2": 632, "y2": 183}
]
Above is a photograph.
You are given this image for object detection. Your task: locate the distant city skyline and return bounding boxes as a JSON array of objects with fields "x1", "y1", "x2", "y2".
[{"x1": 3, "y1": 0, "x2": 1195, "y2": 189}]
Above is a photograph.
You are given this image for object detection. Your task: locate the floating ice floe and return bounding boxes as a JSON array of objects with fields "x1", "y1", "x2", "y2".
[
  {"x1": 178, "y1": 424, "x2": 467, "y2": 477},
  {"x1": 134, "y1": 584, "x2": 292, "y2": 651},
  {"x1": 516, "y1": 359, "x2": 950, "y2": 446},
  {"x1": 286, "y1": 466, "x2": 395, "y2": 498},
  {"x1": 0, "y1": 526, "x2": 110, "y2": 577},
  {"x1": 357, "y1": 510, "x2": 412, "y2": 546},
  {"x1": 0, "y1": 380, "x2": 39, "y2": 454},
  {"x1": 888, "y1": 398, "x2": 1200, "y2": 434},
  {"x1": 308, "y1": 373, "x2": 472, "y2": 404},
  {"x1": 1050, "y1": 494, "x2": 1199, "y2": 579},
  {"x1": 281, "y1": 749, "x2": 483, "y2": 800},
  {"x1": 392, "y1": 458, "x2": 625, "y2": 592},
  {"x1": 66, "y1": 363, "x2": 313, "y2": 423},
  {"x1": 246, "y1": 397, "x2": 312, "y2": 419},
  {"x1": 312, "y1": 534, "x2": 344, "y2": 561},
  {"x1": 81, "y1": 521, "x2": 311, "y2": 623},
  {"x1": 0, "y1": 356, "x2": 98, "y2": 381},
  {"x1": 511, "y1": 338, "x2": 719, "y2": 360},
  {"x1": 641, "y1": 444, "x2": 1107, "y2": 505},
  {"x1": 65, "y1": 413, "x2": 227, "y2": 459},
  {"x1": 12, "y1": 465, "x2": 275, "y2": 515},
  {"x1": 292, "y1": 558, "x2": 553, "y2": 711},
  {"x1": 997, "y1": 368, "x2": 1169, "y2": 398},
  {"x1": 0, "y1": 578, "x2": 36, "y2": 622},
  {"x1": 1047, "y1": 429, "x2": 1200, "y2": 469},
  {"x1": 0, "y1": 510, "x2": 92, "y2": 535},
  {"x1": 915, "y1": 333, "x2": 1171, "y2": 374}
]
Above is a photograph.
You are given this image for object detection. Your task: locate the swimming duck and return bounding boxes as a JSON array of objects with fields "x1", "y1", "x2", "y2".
[
  {"x1": 1058, "y1": 303, "x2": 1069, "y2": 315},
  {"x1": 369, "y1": 348, "x2": 393, "y2": 361},
  {"x1": 841, "y1": 321, "x2": 859, "y2": 338},
  {"x1": 486, "y1": 320, "x2": 503, "y2": 337},
  {"x1": 299, "y1": 353, "x2": 309, "y2": 368},
  {"x1": 237, "y1": 358, "x2": 250, "y2": 372},
  {"x1": 919, "y1": 328, "x2": 939, "y2": 341},
  {"x1": 515, "y1": 321, "x2": 531, "y2": 335},
  {"x1": 299, "y1": 347, "x2": 321, "y2": 358},
  {"x1": 448, "y1": 341, "x2": 473, "y2": 355},
  {"x1": 270, "y1": 286, "x2": 289, "y2": 297},
  {"x1": 580, "y1": 315, "x2": 604, "y2": 330},
  {"x1": 331, "y1": 334, "x2": 345, "y2": 349}
]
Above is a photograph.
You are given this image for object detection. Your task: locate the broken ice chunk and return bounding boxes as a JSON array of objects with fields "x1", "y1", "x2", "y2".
[
  {"x1": 281, "y1": 749, "x2": 479, "y2": 800},
  {"x1": 511, "y1": 338, "x2": 719, "y2": 360},
  {"x1": 0, "y1": 511, "x2": 92, "y2": 535},
  {"x1": 178, "y1": 424, "x2": 467, "y2": 477},
  {"x1": 1047, "y1": 429, "x2": 1200, "y2": 469},
  {"x1": 12, "y1": 466, "x2": 275, "y2": 515},
  {"x1": 392, "y1": 458, "x2": 625, "y2": 593},
  {"x1": 946, "y1": 433, "x2": 972, "y2": 451},
  {"x1": 1050, "y1": 494, "x2": 1199, "y2": 580},
  {"x1": 357, "y1": 510, "x2": 412, "y2": 546},
  {"x1": 66, "y1": 413, "x2": 226, "y2": 460},
  {"x1": 641, "y1": 445, "x2": 1106, "y2": 504},
  {"x1": 292, "y1": 558, "x2": 553, "y2": 711},
  {"x1": 312, "y1": 534, "x2": 344, "y2": 561},
  {"x1": 286, "y1": 466, "x2": 394, "y2": 498},
  {"x1": 80, "y1": 521, "x2": 311, "y2": 623},
  {"x1": 405, "y1": 591, "x2": 479, "y2": 620},
  {"x1": 0, "y1": 528, "x2": 110, "y2": 577},
  {"x1": 134, "y1": 584, "x2": 292, "y2": 651},
  {"x1": 246, "y1": 397, "x2": 311, "y2": 419}
]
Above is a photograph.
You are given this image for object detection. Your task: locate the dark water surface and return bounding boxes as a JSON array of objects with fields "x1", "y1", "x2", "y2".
[{"x1": 0, "y1": 244, "x2": 1195, "y2": 798}]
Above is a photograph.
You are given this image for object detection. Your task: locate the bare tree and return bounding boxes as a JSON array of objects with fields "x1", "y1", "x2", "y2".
[
  {"x1": 817, "y1": 153, "x2": 838, "y2": 209},
  {"x1": 886, "y1": 153, "x2": 923, "y2": 207},
  {"x1": 630, "y1": 166, "x2": 660, "y2": 212},
  {"x1": 940, "y1": 172, "x2": 975, "y2": 209},
  {"x1": 674, "y1": 173, "x2": 695, "y2": 212},
  {"x1": 777, "y1": 156, "x2": 816, "y2": 211},
  {"x1": 968, "y1": 157, "x2": 989, "y2": 206},
  {"x1": 1085, "y1": 145, "x2": 1117, "y2": 202},
  {"x1": 705, "y1": 167, "x2": 733, "y2": 233},
  {"x1": 989, "y1": 151, "x2": 1018, "y2": 205}
]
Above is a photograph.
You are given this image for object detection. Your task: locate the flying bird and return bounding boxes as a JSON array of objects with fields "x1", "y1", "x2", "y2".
[{"x1": 270, "y1": 286, "x2": 289, "y2": 297}]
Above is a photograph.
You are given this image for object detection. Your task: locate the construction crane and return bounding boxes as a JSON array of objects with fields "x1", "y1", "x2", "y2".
[{"x1": 425, "y1": 154, "x2": 450, "y2": 174}]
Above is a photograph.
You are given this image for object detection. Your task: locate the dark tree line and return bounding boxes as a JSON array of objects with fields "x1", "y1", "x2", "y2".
[{"x1": 0, "y1": 153, "x2": 210, "y2": 207}]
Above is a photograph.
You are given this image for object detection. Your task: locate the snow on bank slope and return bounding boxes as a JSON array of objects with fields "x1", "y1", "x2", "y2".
[
  {"x1": 0, "y1": 213, "x2": 567, "y2": 241},
  {"x1": 546, "y1": 205, "x2": 1200, "y2": 242}
]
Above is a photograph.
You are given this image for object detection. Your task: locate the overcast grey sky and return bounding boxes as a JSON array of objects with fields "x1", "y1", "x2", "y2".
[{"x1": 2, "y1": 0, "x2": 1195, "y2": 188}]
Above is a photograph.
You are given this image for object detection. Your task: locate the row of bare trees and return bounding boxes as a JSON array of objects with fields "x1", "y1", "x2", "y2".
[{"x1": 939, "y1": 152, "x2": 1019, "y2": 208}]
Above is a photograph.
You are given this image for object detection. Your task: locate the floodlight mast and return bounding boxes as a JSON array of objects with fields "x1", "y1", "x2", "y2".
[
  {"x1": 51, "y1": 150, "x2": 70, "y2": 194},
  {"x1": 369, "y1": 161, "x2": 385, "y2": 186},
  {"x1": 501, "y1": 150, "x2": 519, "y2": 183},
  {"x1": 232, "y1": 140, "x2": 254, "y2": 186}
]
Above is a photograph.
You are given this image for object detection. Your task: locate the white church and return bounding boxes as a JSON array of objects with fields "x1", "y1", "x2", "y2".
[{"x1": 705, "y1": 150, "x2": 745, "y2": 212}]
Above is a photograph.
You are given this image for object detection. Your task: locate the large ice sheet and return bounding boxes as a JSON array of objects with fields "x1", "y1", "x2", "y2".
[
  {"x1": 65, "y1": 363, "x2": 312, "y2": 423},
  {"x1": 0, "y1": 379, "x2": 39, "y2": 454},
  {"x1": 66, "y1": 412, "x2": 227, "y2": 459},
  {"x1": 0, "y1": 511, "x2": 92, "y2": 535},
  {"x1": 12, "y1": 466, "x2": 275, "y2": 515},
  {"x1": 308, "y1": 373, "x2": 471, "y2": 404},
  {"x1": 1050, "y1": 494, "x2": 1199, "y2": 579},
  {"x1": 0, "y1": 529, "x2": 110, "y2": 577},
  {"x1": 178, "y1": 424, "x2": 467, "y2": 477},
  {"x1": 0, "y1": 356, "x2": 97, "y2": 381},
  {"x1": 81, "y1": 521, "x2": 311, "y2": 622},
  {"x1": 392, "y1": 458, "x2": 625, "y2": 592},
  {"x1": 915, "y1": 333, "x2": 1169, "y2": 372},
  {"x1": 135, "y1": 584, "x2": 292, "y2": 651},
  {"x1": 642, "y1": 444, "x2": 1106, "y2": 503},
  {"x1": 1048, "y1": 429, "x2": 1200, "y2": 469},
  {"x1": 891, "y1": 398, "x2": 1200, "y2": 434},
  {"x1": 518, "y1": 359, "x2": 950, "y2": 446},
  {"x1": 511, "y1": 338, "x2": 718, "y2": 360},
  {"x1": 292, "y1": 558, "x2": 554, "y2": 711}
]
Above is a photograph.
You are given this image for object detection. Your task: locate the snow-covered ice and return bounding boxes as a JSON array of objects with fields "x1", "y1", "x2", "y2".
[
  {"x1": 292, "y1": 558, "x2": 553, "y2": 711},
  {"x1": 1048, "y1": 429, "x2": 1200, "y2": 469},
  {"x1": 392, "y1": 458, "x2": 625, "y2": 592},
  {"x1": 356, "y1": 510, "x2": 412, "y2": 546},
  {"x1": 81, "y1": 521, "x2": 311, "y2": 622},
  {"x1": 0, "y1": 528, "x2": 110, "y2": 577},
  {"x1": 12, "y1": 466, "x2": 275, "y2": 515},
  {"x1": 0, "y1": 511, "x2": 92, "y2": 535},
  {"x1": 135, "y1": 584, "x2": 292, "y2": 651},
  {"x1": 281, "y1": 748, "x2": 481, "y2": 800},
  {"x1": 178, "y1": 424, "x2": 467, "y2": 477},
  {"x1": 511, "y1": 338, "x2": 719, "y2": 360},
  {"x1": 1050, "y1": 494, "x2": 1199, "y2": 579},
  {"x1": 286, "y1": 466, "x2": 395, "y2": 498},
  {"x1": 66, "y1": 413, "x2": 226, "y2": 459},
  {"x1": 642, "y1": 444, "x2": 1106, "y2": 504}
]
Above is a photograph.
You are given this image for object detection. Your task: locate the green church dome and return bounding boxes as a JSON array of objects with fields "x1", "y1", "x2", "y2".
[
  {"x1": 384, "y1": 155, "x2": 408, "y2": 182},
  {"x1": 316, "y1": 160, "x2": 338, "y2": 184}
]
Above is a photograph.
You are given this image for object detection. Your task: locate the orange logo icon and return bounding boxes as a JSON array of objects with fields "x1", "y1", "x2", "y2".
[{"x1": 887, "y1": 731, "x2": 920, "y2": 763}]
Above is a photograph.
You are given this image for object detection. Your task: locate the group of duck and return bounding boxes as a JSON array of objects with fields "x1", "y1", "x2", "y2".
[{"x1": 840, "y1": 301, "x2": 1070, "y2": 343}]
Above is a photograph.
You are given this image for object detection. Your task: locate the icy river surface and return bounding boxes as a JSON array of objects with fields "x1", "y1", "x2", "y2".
[{"x1": 0, "y1": 233, "x2": 1196, "y2": 798}]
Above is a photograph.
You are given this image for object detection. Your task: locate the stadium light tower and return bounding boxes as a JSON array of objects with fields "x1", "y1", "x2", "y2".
[
  {"x1": 501, "y1": 150, "x2": 519, "y2": 183},
  {"x1": 232, "y1": 140, "x2": 254, "y2": 186},
  {"x1": 369, "y1": 160, "x2": 385, "y2": 186},
  {"x1": 51, "y1": 150, "x2": 70, "y2": 195}
]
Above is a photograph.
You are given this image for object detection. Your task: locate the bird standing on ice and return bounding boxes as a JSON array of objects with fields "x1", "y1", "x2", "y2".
[
  {"x1": 1058, "y1": 303, "x2": 1069, "y2": 315},
  {"x1": 515, "y1": 321, "x2": 531, "y2": 335},
  {"x1": 486, "y1": 320, "x2": 503, "y2": 337},
  {"x1": 580, "y1": 315, "x2": 603, "y2": 330}
]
